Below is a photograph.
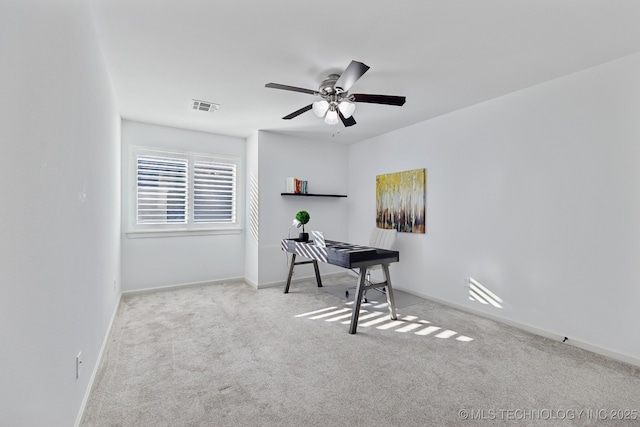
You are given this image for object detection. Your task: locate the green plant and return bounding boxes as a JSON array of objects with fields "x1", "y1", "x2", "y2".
[{"x1": 295, "y1": 210, "x2": 310, "y2": 232}]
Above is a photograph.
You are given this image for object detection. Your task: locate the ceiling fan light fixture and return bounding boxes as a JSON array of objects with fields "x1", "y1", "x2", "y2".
[
  {"x1": 312, "y1": 100, "x2": 329, "y2": 117},
  {"x1": 338, "y1": 100, "x2": 355, "y2": 119},
  {"x1": 324, "y1": 106, "x2": 339, "y2": 125}
]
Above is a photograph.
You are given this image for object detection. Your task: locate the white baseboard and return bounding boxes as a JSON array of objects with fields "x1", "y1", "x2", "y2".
[
  {"x1": 256, "y1": 272, "x2": 347, "y2": 289},
  {"x1": 120, "y1": 272, "x2": 350, "y2": 293},
  {"x1": 74, "y1": 295, "x2": 122, "y2": 427},
  {"x1": 244, "y1": 277, "x2": 258, "y2": 289},
  {"x1": 396, "y1": 286, "x2": 640, "y2": 369},
  {"x1": 122, "y1": 276, "x2": 246, "y2": 296}
]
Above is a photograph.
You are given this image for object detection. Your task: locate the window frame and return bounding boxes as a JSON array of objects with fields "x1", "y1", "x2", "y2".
[{"x1": 127, "y1": 146, "x2": 242, "y2": 238}]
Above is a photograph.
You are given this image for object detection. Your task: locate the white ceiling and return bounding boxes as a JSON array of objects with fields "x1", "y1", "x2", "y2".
[{"x1": 91, "y1": 0, "x2": 640, "y2": 144}]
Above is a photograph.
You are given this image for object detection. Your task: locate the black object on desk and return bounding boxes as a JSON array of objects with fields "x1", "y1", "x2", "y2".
[{"x1": 281, "y1": 238, "x2": 400, "y2": 334}]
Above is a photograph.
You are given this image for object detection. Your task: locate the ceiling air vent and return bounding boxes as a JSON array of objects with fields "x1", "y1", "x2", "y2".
[{"x1": 192, "y1": 99, "x2": 220, "y2": 113}]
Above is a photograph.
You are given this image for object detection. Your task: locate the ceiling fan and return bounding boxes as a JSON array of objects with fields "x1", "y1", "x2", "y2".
[{"x1": 265, "y1": 60, "x2": 406, "y2": 127}]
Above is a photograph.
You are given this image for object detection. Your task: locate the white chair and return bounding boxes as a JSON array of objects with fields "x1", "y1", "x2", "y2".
[
  {"x1": 368, "y1": 227, "x2": 398, "y2": 254},
  {"x1": 345, "y1": 227, "x2": 398, "y2": 301}
]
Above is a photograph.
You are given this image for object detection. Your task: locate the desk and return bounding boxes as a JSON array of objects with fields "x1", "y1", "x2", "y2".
[{"x1": 281, "y1": 238, "x2": 400, "y2": 334}]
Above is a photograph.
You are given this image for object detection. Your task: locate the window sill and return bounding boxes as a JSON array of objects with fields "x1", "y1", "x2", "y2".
[{"x1": 126, "y1": 228, "x2": 242, "y2": 239}]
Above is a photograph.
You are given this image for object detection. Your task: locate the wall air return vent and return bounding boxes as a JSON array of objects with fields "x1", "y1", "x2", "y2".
[{"x1": 192, "y1": 99, "x2": 220, "y2": 113}]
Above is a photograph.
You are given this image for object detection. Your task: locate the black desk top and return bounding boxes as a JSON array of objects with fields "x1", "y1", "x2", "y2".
[{"x1": 281, "y1": 238, "x2": 399, "y2": 269}]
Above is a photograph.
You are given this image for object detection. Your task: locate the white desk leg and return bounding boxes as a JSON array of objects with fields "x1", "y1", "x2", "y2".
[
  {"x1": 348, "y1": 267, "x2": 367, "y2": 334},
  {"x1": 381, "y1": 263, "x2": 397, "y2": 320}
]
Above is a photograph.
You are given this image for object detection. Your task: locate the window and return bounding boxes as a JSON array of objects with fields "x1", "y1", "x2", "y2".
[
  {"x1": 193, "y1": 158, "x2": 236, "y2": 223},
  {"x1": 136, "y1": 154, "x2": 188, "y2": 224},
  {"x1": 130, "y1": 147, "x2": 239, "y2": 236}
]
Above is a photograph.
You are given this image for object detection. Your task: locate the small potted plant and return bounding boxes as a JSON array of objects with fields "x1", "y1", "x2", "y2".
[{"x1": 296, "y1": 210, "x2": 310, "y2": 242}]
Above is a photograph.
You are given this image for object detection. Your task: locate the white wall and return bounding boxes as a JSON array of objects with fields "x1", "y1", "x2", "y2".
[
  {"x1": 121, "y1": 120, "x2": 246, "y2": 292},
  {"x1": 0, "y1": 1, "x2": 121, "y2": 425},
  {"x1": 257, "y1": 131, "x2": 349, "y2": 286},
  {"x1": 348, "y1": 53, "x2": 640, "y2": 365}
]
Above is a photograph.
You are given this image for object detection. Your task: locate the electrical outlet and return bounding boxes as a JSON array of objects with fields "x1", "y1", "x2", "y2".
[{"x1": 76, "y1": 352, "x2": 83, "y2": 379}]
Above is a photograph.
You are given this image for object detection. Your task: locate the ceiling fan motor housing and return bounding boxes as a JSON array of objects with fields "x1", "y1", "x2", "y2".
[
  {"x1": 319, "y1": 74, "x2": 351, "y2": 105},
  {"x1": 319, "y1": 74, "x2": 340, "y2": 95}
]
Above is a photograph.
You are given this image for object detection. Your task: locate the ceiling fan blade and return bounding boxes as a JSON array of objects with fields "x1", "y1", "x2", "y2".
[
  {"x1": 334, "y1": 60, "x2": 370, "y2": 92},
  {"x1": 265, "y1": 83, "x2": 317, "y2": 95},
  {"x1": 339, "y1": 111, "x2": 356, "y2": 127},
  {"x1": 351, "y1": 93, "x2": 406, "y2": 106},
  {"x1": 283, "y1": 104, "x2": 313, "y2": 120}
]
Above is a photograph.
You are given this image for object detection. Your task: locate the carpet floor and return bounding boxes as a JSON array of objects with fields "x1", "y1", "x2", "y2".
[{"x1": 81, "y1": 276, "x2": 640, "y2": 426}]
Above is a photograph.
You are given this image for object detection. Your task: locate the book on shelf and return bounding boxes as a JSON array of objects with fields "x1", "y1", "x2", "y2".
[
  {"x1": 285, "y1": 177, "x2": 308, "y2": 194},
  {"x1": 286, "y1": 177, "x2": 296, "y2": 193}
]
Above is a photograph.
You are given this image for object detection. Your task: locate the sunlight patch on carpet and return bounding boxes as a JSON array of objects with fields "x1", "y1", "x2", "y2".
[{"x1": 295, "y1": 305, "x2": 474, "y2": 341}]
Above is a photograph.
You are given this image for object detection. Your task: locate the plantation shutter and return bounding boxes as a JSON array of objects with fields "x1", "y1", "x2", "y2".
[
  {"x1": 136, "y1": 154, "x2": 188, "y2": 224},
  {"x1": 193, "y1": 159, "x2": 236, "y2": 223}
]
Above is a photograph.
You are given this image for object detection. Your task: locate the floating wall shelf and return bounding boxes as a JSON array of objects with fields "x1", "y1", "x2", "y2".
[{"x1": 281, "y1": 193, "x2": 347, "y2": 198}]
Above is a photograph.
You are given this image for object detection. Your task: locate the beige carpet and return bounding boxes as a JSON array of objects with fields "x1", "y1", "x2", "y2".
[{"x1": 81, "y1": 276, "x2": 640, "y2": 426}]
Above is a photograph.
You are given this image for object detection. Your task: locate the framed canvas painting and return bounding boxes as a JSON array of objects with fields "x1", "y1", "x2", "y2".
[{"x1": 376, "y1": 168, "x2": 426, "y2": 233}]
